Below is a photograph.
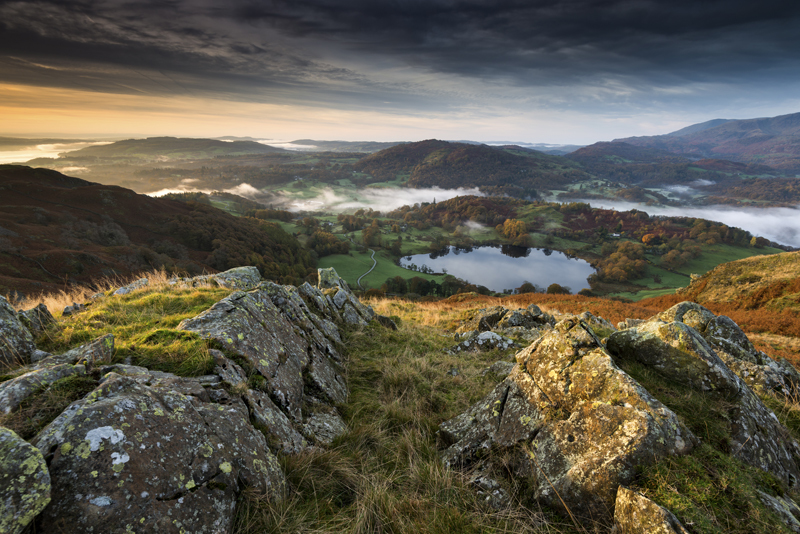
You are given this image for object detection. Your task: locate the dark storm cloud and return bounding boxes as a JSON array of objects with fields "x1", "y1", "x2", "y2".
[{"x1": 2, "y1": 0, "x2": 800, "y2": 112}]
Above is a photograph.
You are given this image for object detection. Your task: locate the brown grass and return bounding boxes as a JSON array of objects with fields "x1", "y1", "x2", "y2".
[{"x1": 8, "y1": 268, "x2": 186, "y2": 316}]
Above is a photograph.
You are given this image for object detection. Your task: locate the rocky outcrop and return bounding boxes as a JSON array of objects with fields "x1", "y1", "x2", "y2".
[
  {"x1": 454, "y1": 304, "x2": 556, "y2": 348},
  {"x1": 440, "y1": 317, "x2": 696, "y2": 518},
  {"x1": 654, "y1": 301, "x2": 799, "y2": 397},
  {"x1": 0, "y1": 427, "x2": 51, "y2": 534},
  {"x1": 613, "y1": 487, "x2": 689, "y2": 534},
  {"x1": 607, "y1": 306, "x2": 800, "y2": 488},
  {"x1": 0, "y1": 363, "x2": 86, "y2": 414},
  {"x1": 18, "y1": 303, "x2": 55, "y2": 337},
  {"x1": 0, "y1": 295, "x2": 35, "y2": 367},
  {"x1": 33, "y1": 373, "x2": 285, "y2": 533},
  {"x1": 447, "y1": 331, "x2": 519, "y2": 354}
]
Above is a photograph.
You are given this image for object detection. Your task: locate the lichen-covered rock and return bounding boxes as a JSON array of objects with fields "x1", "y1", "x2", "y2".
[
  {"x1": 757, "y1": 490, "x2": 800, "y2": 533},
  {"x1": 113, "y1": 277, "x2": 149, "y2": 296},
  {"x1": 34, "y1": 373, "x2": 285, "y2": 533},
  {"x1": 0, "y1": 363, "x2": 86, "y2": 414},
  {"x1": 207, "y1": 266, "x2": 261, "y2": 290},
  {"x1": 0, "y1": 426, "x2": 51, "y2": 534},
  {"x1": 35, "y1": 334, "x2": 114, "y2": 369},
  {"x1": 245, "y1": 389, "x2": 308, "y2": 454},
  {"x1": 607, "y1": 314, "x2": 800, "y2": 488},
  {"x1": 178, "y1": 290, "x2": 314, "y2": 420},
  {"x1": 497, "y1": 307, "x2": 556, "y2": 330},
  {"x1": 18, "y1": 303, "x2": 55, "y2": 336},
  {"x1": 211, "y1": 350, "x2": 248, "y2": 387},
  {"x1": 318, "y1": 267, "x2": 348, "y2": 290},
  {"x1": 607, "y1": 319, "x2": 739, "y2": 396},
  {"x1": 613, "y1": 486, "x2": 689, "y2": 534},
  {"x1": 0, "y1": 295, "x2": 35, "y2": 367},
  {"x1": 303, "y1": 411, "x2": 348, "y2": 445},
  {"x1": 440, "y1": 317, "x2": 696, "y2": 518},
  {"x1": 496, "y1": 324, "x2": 552, "y2": 344},
  {"x1": 375, "y1": 314, "x2": 398, "y2": 330},
  {"x1": 456, "y1": 306, "x2": 509, "y2": 333},
  {"x1": 447, "y1": 331, "x2": 519, "y2": 354},
  {"x1": 579, "y1": 311, "x2": 616, "y2": 334},
  {"x1": 342, "y1": 302, "x2": 368, "y2": 326},
  {"x1": 481, "y1": 360, "x2": 516, "y2": 378},
  {"x1": 617, "y1": 318, "x2": 645, "y2": 330},
  {"x1": 61, "y1": 302, "x2": 85, "y2": 316}
]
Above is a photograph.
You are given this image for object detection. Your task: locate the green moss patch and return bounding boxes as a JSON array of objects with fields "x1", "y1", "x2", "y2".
[{"x1": 38, "y1": 286, "x2": 232, "y2": 376}]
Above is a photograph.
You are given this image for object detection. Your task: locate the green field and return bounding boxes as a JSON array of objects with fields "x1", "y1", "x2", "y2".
[{"x1": 318, "y1": 249, "x2": 441, "y2": 290}]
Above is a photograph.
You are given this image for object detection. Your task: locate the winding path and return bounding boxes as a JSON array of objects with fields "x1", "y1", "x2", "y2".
[{"x1": 357, "y1": 249, "x2": 377, "y2": 290}]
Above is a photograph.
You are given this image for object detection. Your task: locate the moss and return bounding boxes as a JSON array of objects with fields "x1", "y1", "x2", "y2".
[{"x1": 38, "y1": 286, "x2": 231, "y2": 376}]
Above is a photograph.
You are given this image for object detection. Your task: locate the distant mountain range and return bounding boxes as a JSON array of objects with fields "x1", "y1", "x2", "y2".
[{"x1": 616, "y1": 112, "x2": 800, "y2": 174}]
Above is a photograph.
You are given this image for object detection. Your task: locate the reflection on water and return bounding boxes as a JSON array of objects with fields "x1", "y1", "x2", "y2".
[{"x1": 399, "y1": 245, "x2": 595, "y2": 293}]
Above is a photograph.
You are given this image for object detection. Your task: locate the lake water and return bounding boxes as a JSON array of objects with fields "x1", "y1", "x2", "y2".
[{"x1": 399, "y1": 245, "x2": 596, "y2": 293}]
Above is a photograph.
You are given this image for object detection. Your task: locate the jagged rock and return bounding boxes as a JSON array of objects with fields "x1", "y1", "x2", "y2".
[
  {"x1": 261, "y1": 281, "x2": 343, "y2": 361},
  {"x1": 481, "y1": 360, "x2": 516, "y2": 378},
  {"x1": 208, "y1": 266, "x2": 261, "y2": 290},
  {"x1": 40, "y1": 334, "x2": 115, "y2": 370},
  {"x1": 189, "y1": 266, "x2": 262, "y2": 290},
  {"x1": 318, "y1": 267, "x2": 348, "y2": 290},
  {"x1": 617, "y1": 318, "x2": 645, "y2": 330},
  {"x1": 440, "y1": 317, "x2": 696, "y2": 518},
  {"x1": 607, "y1": 312, "x2": 800, "y2": 488},
  {"x1": 245, "y1": 389, "x2": 308, "y2": 454},
  {"x1": 757, "y1": 490, "x2": 800, "y2": 533},
  {"x1": 647, "y1": 302, "x2": 800, "y2": 396},
  {"x1": 456, "y1": 306, "x2": 509, "y2": 333},
  {"x1": 178, "y1": 290, "x2": 313, "y2": 420},
  {"x1": 61, "y1": 302, "x2": 85, "y2": 316},
  {"x1": 33, "y1": 373, "x2": 285, "y2": 533},
  {"x1": 113, "y1": 277, "x2": 149, "y2": 296},
  {"x1": 18, "y1": 303, "x2": 55, "y2": 336},
  {"x1": 497, "y1": 307, "x2": 556, "y2": 330},
  {"x1": 178, "y1": 286, "x2": 348, "y2": 423},
  {"x1": 469, "y1": 470, "x2": 510, "y2": 509},
  {"x1": 211, "y1": 350, "x2": 248, "y2": 387},
  {"x1": 0, "y1": 427, "x2": 51, "y2": 534},
  {"x1": 496, "y1": 324, "x2": 553, "y2": 343},
  {"x1": 447, "y1": 331, "x2": 519, "y2": 354},
  {"x1": 303, "y1": 411, "x2": 348, "y2": 445},
  {"x1": 30, "y1": 349, "x2": 51, "y2": 363},
  {"x1": 613, "y1": 486, "x2": 690, "y2": 534},
  {"x1": 342, "y1": 302, "x2": 368, "y2": 325},
  {"x1": 579, "y1": 311, "x2": 616, "y2": 334},
  {"x1": 0, "y1": 295, "x2": 35, "y2": 367},
  {"x1": 375, "y1": 314, "x2": 398, "y2": 330},
  {"x1": 0, "y1": 364, "x2": 86, "y2": 414}
]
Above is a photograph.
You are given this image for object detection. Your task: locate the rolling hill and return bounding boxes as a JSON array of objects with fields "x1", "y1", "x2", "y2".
[
  {"x1": 617, "y1": 111, "x2": 800, "y2": 173},
  {"x1": 0, "y1": 165, "x2": 314, "y2": 298},
  {"x1": 353, "y1": 139, "x2": 588, "y2": 197}
]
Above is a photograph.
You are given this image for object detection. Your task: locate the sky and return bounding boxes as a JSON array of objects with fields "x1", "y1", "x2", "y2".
[{"x1": 2, "y1": 0, "x2": 800, "y2": 143}]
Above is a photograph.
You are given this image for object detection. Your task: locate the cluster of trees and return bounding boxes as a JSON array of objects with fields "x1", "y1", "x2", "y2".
[
  {"x1": 307, "y1": 230, "x2": 350, "y2": 257},
  {"x1": 594, "y1": 241, "x2": 648, "y2": 283},
  {"x1": 387, "y1": 196, "x2": 522, "y2": 229},
  {"x1": 162, "y1": 203, "x2": 316, "y2": 285},
  {"x1": 248, "y1": 208, "x2": 294, "y2": 222},
  {"x1": 380, "y1": 274, "x2": 491, "y2": 297},
  {"x1": 495, "y1": 219, "x2": 531, "y2": 246}
]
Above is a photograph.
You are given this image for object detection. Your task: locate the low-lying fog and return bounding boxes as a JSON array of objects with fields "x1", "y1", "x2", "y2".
[
  {"x1": 149, "y1": 184, "x2": 800, "y2": 249},
  {"x1": 148, "y1": 183, "x2": 483, "y2": 213},
  {"x1": 0, "y1": 142, "x2": 112, "y2": 165},
  {"x1": 582, "y1": 200, "x2": 800, "y2": 248}
]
